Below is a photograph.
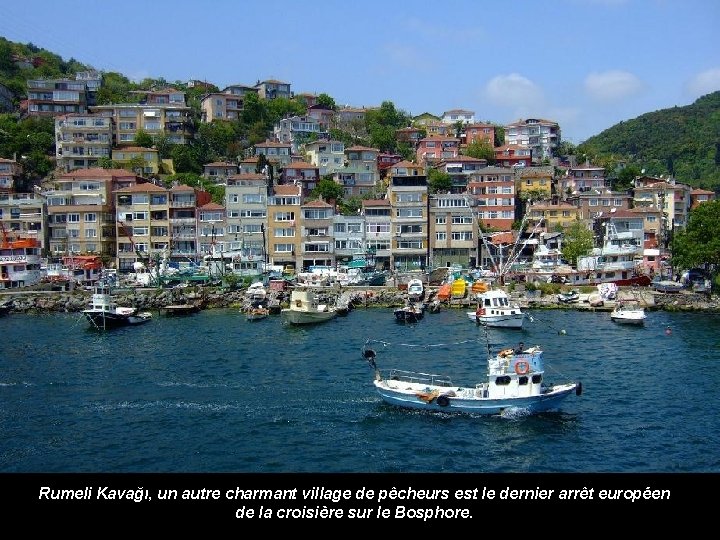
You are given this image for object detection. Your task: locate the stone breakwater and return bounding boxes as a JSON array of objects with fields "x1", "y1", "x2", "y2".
[{"x1": 0, "y1": 285, "x2": 718, "y2": 314}]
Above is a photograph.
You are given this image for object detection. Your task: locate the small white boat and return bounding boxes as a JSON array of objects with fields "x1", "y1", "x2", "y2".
[
  {"x1": 407, "y1": 278, "x2": 424, "y2": 301},
  {"x1": 245, "y1": 281, "x2": 267, "y2": 302},
  {"x1": 363, "y1": 340, "x2": 581, "y2": 415},
  {"x1": 281, "y1": 289, "x2": 337, "y2": 325},
  {"x1": 467, "y1": 288, "x2": 526, "y2": 329},
  {"x1": 610, "y1": 302, "x2": 646, "y2": 325},
  {"x1": 83, "y1": 283, "x2": 152, "y2": 330}
]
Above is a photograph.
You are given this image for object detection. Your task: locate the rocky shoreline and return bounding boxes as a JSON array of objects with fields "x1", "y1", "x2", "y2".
[{"x1": 0, "y1": 284, "x2": 718, "y2": 315}]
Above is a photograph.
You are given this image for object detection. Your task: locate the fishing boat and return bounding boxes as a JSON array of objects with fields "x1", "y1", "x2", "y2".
[
  {"x1": 467, "y1": 288, "x2": 526, "y2": 329},
  {"x1": 163, "y1": 302, "x2": 201, "y2": 316},
  {"x1": 363, "y1": 339, "x2": 582, "y2": 415},
  {"x1": 610, "y1": 302, "x2": 646, "y2": 325},
  {"x1": 281, "y1": 289, "x2": 337, "y2": 325},
  {"x1": 82, "y1": 283, "x2": 152, "y2": 329},
  {"x1": 394, "y1": 304, "x2": 424, "y2": 323}
]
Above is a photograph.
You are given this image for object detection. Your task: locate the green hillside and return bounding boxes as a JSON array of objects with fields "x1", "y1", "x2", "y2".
[{"x1": 578, "y1": 91, "x2": 720, "y2": 190}]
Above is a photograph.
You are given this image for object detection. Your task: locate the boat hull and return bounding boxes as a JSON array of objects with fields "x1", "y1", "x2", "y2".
[
  {"x1": 610, "y1": 313, "x2": 645, "y2": 325},
  {"x1": 282, "y1": 310, "x2": 337, "y2": 325},
  {"x1": 374, "y1": 380, "x2": 578, "y2": 415},
  {"x1": 467, "y1": 311, "x2": 525, "y2": 328},
  {"x1": 83, "y1": 311, "x2": 151, "y2": 328}
]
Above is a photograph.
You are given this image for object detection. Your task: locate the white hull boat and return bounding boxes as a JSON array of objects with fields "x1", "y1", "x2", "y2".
[
  {"x1": 364, "y1": 340, "x2": 581, "y2": 416},
  {"x1": 467, "y1": 288, "x2": 526, "y2": 328},
  {"x1": 610, "y1": 303, "x2": 646, "y2": 325},
  {"x1": 281, "y1": 289, "x2": 337, "y2": 325}
]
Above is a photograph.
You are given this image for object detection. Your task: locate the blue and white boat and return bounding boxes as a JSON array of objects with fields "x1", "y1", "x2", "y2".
[{"x1": 363, "y1": 340, "x2": 581, "y2": 415}]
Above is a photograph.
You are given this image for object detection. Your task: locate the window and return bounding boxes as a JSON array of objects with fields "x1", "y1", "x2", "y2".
[
  {"x1": 396, "y1": 193, "x2": 421, "y2": 203},
  {"x1": 275, "y1": 212, "x2": 295, "y2": 222},
  {"x1": 396, "y1": 208, "x2": 422, "y2": 218},
  {"x1": 68, "y1": 214, "x2": 80, "y2": 223},
  {"x1": 243, "y1": 194, "x2": 264, "y2": 204},
  {"x1": 397, "y1": 240, "x2": 423, "y2": 249},
  {"x1": 84, "y1": 213, "x2": 97, "y2": 222},
  {"x1": 435, "y1": 216, "x2": 446, "y2": 224},
  {"x1": 274, "y1": 243, "x2": 293, "y2": 253},
  {"x1": 451, "y1": 231, "x2": 473, "y2": 241},
  {"x1": 85, "y1": 229, "x2": 97, "y2": 238},
  {"x1": 304, "y1": 209, "x2": 330, "y2": 220},
  {"x1": 133, "y1": 212, "x2": 147, "y2": 220},
  {"x1": 274, "y1": 228, "x2": 295, "y2": 237},
  {"x1": 452, "y1": 216, "x2": 473, "y2": 224},
  {"x1": 436, "y1": 232, "x2": 447, "y2": 241},
  {"x1": 305, "y1": 243, "x2": 329, "y2": 252},
  {"x1": 133, "y1": 227, "x2": 149, "y2": 236}
]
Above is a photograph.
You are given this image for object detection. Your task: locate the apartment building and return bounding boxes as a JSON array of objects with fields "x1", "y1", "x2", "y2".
[
  {"x1": 112, "y1": 147, "x2": 162, "y2": 175},
  {"x1": 504, "y1": 118, "x2": 560, "y2": 163},
  {"x1": 300, "y1": 199, "x2": 335, "y2": 270},
  {"x1": 0, "y1": 158, "x2": 21, "y2": 192},
  {"x1": 225, "y1": 173, "x2": 268, "y2": 261},
  {"x1": 361, "y1": 199, "x2": 392, "y2": 270},
  {"x1": 115, "y1": 182, "x2": 171, "y2": 272},
  {"x1": 467, "y1": 166, "x2": 516, "y2": 231},
  {"x1": 334, "y1": 146, "x2": 380, "y2": 197},
  {"x1": 91, "y1": 102, "x2": 192, "y2": 145},
  {"x1": 54, "y1": 113, "x2": 112, "y2": 172},
  {"x1": 429, "y1": 192, "x2": 475, "y2": 269},
  {"x1": 44, "y1": 168, "x2": 142, "y2": 258},
  {"x1": 281, "y1": 162, "x2": 321, "y2": 197},
  {"x1": 273, "y1": 115, "x2": 327, "y2": 153},
  {"x1": 26, "y1": 77, "x2": 88, "y2": 117},
  {"x1": 267, "y1": 184, "x2": 302, "y2": 271},
  {"x1": 388, "y1": 171, "x2": 428, "y2": 271},
  {"x1": 0, "y1": 191, "x2": 46, "y2": 250},
  {"x1": 303, "y1": 139, "x2": 345, "y2": 177}
]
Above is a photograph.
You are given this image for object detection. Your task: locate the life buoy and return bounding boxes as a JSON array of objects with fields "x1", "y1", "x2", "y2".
[
  {"x1": 436, "y1": 395, "x2": 450, "y2": 407},
  {"x1": 515, "y1": 360, "x2": 530, "y2": 375}
]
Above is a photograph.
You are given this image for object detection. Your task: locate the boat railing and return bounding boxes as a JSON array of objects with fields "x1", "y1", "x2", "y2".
[{"x1": 386, "y1": 369, "x2": 454, "y2": 387}]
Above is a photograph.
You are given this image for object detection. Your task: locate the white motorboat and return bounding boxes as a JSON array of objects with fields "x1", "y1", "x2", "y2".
[
  {"x1": 467, "y1": 288, "x2": 526, "y2": 329},
  {"x1": 281, "y1": 289, "x2": 337, "y2": 325},
  {"x1": 610, "y1": 302, "x2": 646, "y2": 325}
]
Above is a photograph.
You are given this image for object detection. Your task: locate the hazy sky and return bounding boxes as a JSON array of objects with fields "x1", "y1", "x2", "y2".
[{"x1": 2, "y1": 0, "x2": 719, "y2": 144}]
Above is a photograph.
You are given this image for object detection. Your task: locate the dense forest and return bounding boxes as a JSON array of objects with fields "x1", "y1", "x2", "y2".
[
  {"x1": 578, "y1": 91, "x2": 720, "y2": 191},
  {"x1": 2, "y1": 37, "x2": 719, "y2": 195}
]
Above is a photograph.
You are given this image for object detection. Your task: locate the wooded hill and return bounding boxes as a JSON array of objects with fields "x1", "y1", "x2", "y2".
[{"x1": 578, "y1": 91, "x2": 720, "y2": 191}]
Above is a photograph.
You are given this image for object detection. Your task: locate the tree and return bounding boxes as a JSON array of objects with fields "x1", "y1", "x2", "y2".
[
  {"x1": 465, "y1": 139, "x2": 496, "y2": 163},
  {"x1": 614, "y1": 164, "x2": 641, "y2": 191},
  {"x1": 310, "y1": 177, "x2": 344, "y2": 204},
  {"x1": 316, "y1": 93, "x2": 336, "y2": 110},
  {"x1": 133, "y1": 129, "x2": 153, "y2": 148},
  {"x1": 560, "y1": 220, "x2": 594, "y2": 266},
  {"x1": 427, "y1": 168, "x2": 452, "y2": 194},
  {"x1": 671, "y1": 200, "x2": 720, "y2": 275}
]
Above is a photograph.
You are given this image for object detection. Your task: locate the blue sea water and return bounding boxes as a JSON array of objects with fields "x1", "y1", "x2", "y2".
[{"x1": 1, "y1": 306, "x2": 719, "y2": 473}]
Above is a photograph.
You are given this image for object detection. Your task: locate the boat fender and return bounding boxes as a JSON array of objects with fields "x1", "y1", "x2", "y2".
[
  {"x1": 436, "y1": 395, "x2": 450, "y2": 407},
  {"x1": 515, "y1": 360, "x2": 530, "y2": 375},
  {"x1": 476, "y1": 307, "x2": 486, "y2": 317},
  {"x1": 576, "y1": 382, "x2": 583, "y2": 396}
]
